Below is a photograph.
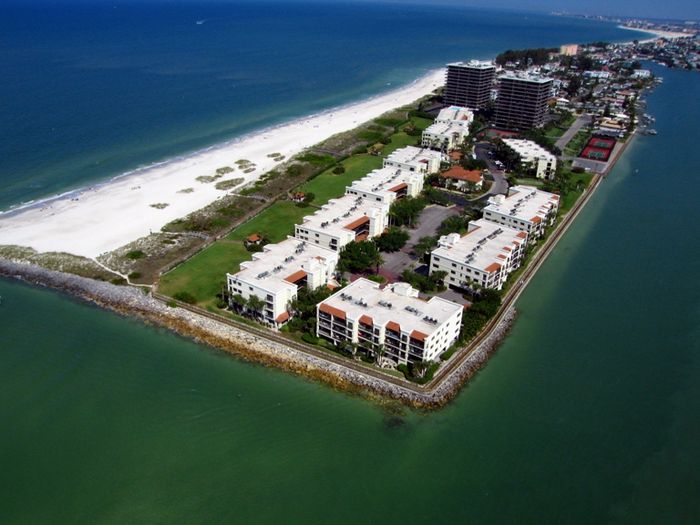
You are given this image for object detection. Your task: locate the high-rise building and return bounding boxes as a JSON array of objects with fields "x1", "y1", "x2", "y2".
[
  {"x1": 443, "y1": 60, "x2": 496, "y2": 109},
  {"x1": 494, "y1": 74, "x2": 553, "y2": 130}
]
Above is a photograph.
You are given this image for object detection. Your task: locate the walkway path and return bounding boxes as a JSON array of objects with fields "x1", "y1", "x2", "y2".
[{"x1": 555, "y1": 114, "x2": 591, "y2": 151}]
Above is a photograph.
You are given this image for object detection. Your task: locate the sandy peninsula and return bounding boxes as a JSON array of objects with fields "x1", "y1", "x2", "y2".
[{"x1": 0, "y1": 69, "x2": 445, "y2": 259}]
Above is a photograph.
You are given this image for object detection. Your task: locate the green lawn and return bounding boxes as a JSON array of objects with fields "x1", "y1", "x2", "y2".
[
  {"x1": 514, "y1": 177, "x2": 546, "y2": 187},
  {"x1": 564, "y1": 130, "x2": 592, "y2": 157},
  {"x1": 159, "y1": 241, "x2": 250, "y2": 305},
  {"x1": 298, "y1": 154, "x2": 383, "y2": 205},
  {"x1": 158, "y1": 114, "x2": 437, "y2": 307},
  {"x1": 226, "y1": 200, "x2": 311, "y2": 243},
  {"x1": 559, "y1": 172, "x2": 594, "y2": 215},
  {"x1": 160, "y1": 201, "x2": 311, "y2": 305}
]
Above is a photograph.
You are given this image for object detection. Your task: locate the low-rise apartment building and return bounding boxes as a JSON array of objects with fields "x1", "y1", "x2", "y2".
[
  {"x1": 295, "y1": 194, "x2": 389, "y2": 251},
  {"x1": 345, "y1": 167, "x2": 424, "y2": 205},
  {"x1": 383, "y1": 146, "x2": 444, "y2": 174},
  {"x1": 421, "y1": 105, "x2": 475, "y2": 151},
  {"x1": 227, "y1": 236, "x2": 339, "y2": 327},
  {"x1": 482, "y1": 185, "x2": 559, "y2": 239},
  {"x1": 502, "y1": 138, "x2": 557, "y2": 179},
  {"x1": 429, "y1": 219, "x2": 527, "y2": 291},
  {"x1": 316, "y1": 278, "x2": 463, "y2": 364}
]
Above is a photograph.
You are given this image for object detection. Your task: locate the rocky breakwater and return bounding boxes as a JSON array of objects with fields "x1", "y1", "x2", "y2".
[{"x1": 0, "y1": 259, "x2": 516, "y2": 409}]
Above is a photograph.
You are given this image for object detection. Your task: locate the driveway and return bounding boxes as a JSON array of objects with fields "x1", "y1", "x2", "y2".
[
  {"x1": 474, "y1": 142, "x2": 508, "y2": 196},
  {"x1": 555, "y1": 114, "x2": 592, "y2": 151},
  {"x1": 381, "y1": 204, "x2": 461, "y2": 280}
]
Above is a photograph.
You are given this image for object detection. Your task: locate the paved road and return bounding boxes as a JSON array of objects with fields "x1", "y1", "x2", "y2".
[
  {"x1": 555, "y1": 114, "x2": 592, "y2": 151},
  {"x1": 474, "y1": 142, "x2": 508, "y2": 196},
  {"x1": 381, "y1": 204, "x2": 460, "y2": 279}
]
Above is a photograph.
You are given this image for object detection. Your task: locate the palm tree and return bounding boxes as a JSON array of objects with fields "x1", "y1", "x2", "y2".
[{"x1": 246, "y1": 295, "x2": 265, "y2": 322}]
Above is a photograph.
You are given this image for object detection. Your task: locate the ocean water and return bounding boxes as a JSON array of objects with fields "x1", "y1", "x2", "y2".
[
  {"x1": 3, "y1": 2, "x2": 699, "y2": 524},
  {"x1": 0, "y1": 1, "x2": 647, "y2": 211},
  {"x1": 2, "y1": 62, "x2": 700, "y2": 525}
]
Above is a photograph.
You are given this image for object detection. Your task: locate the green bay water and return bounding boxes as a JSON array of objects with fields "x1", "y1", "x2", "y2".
[{"x1": 1, "y1": 65, "x2": 699, "y2": 523}]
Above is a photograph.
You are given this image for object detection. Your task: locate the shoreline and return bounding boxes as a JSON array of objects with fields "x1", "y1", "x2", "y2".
[
  {"x1": 0, "y1": 68, "x2": 445, "y2": 258},
  {"x1": 617, "y1": 25, "x2": 692, "y2": 44}
]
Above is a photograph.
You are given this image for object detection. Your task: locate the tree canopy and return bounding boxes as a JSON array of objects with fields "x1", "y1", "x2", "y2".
[{"x1": 338, "y1": 241, "x2": 383, "y2": 273}]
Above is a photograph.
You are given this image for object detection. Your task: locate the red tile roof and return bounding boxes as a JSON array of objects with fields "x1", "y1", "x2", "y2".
[
  {"x1": 388, "y1": 182, "x2": 408, "y2": 193},
  {"x1": 344, "y1": 216, "x2": 370, "y2": 230},
  {"x1": 440, "y1": 166, "x2": 483, "y2": 183},
  {"x1": 485, "y1": 262, "x2": 502, "y2": 273},
  {"x1": 246, "y1": 233, "x2": 262, "y2": 242},
  {"x1": 410, "y1": 330, "x2": 428, "y2": 342},
  {"x1": 319, "y1": 303, "x2": 346, "y2": 319},
  {"x1": 386, "y1": 320, "x2": 401, "y2": 332},
  {"x1": 275, "y1": 311, "x2": 290, "y2": 323},
  {"x1": 284, "y1": 270, "x2": 307, "y2": 284},
  {"x1": 359, "y1": 314, "x2": 374, "y2": 326},
  {"x1": 516, "y1": 231, "x2": 528, "y2": 239}
]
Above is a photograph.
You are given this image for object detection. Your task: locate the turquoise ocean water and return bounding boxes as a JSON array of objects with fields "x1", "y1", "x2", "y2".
[{"x1": 3, "y1": 2, "x2": 699, "y2": 523}]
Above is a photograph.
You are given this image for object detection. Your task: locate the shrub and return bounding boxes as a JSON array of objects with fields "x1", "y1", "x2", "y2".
[
  {"x1": 173, "y1": 291, "x2": 197, "y2": 304},
  {"x1": 302, "y1": 332, "x2": 320, "y2": 345},
  {"x1": 126, "y1": 250, "x2": 145, "y2": 260},
  {"x1": 332, "y1": 165, "x2": 345, "y2": 174},
  {"x1": 128, "y1": 272, "x2": 142, "y2": 280}
]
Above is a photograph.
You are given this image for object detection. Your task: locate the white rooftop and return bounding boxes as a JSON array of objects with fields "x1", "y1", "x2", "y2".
[
  {"x1": 348, "y1": 167, "x2": 421, "y2": 196},
  {"x1": 432, "y1": 219, "x2": 526, "y2": 273},
  {"x1": 298, "y1": 194, "x2": 387, "y2": 238},
  {"x1": 232, "y1": 236, "x2": 338, "y2": 293},
  {"x1": 436, "y1": 106, "x2": 474, "y2": 123},
  {"x1": 321, "y1": 278, "x2": 463, "y2": 337},
  {"x1": 423, "y1": 121, "x2": 462, "y2": 136},
  {"x1": 447, "y1": 59, "x2": 496, "y2": 69},
  {"x1": 499, "y1": 72, "x2": 554, "y2": 84},
  {"x1": 384, "y1": 146, "x2": 444, "y2": 168},
  {"x1": 502, "y1": 138, "x2": 556, "y2": 161},
  {"x1": 485, "y1": 185, "x2": 559, "y2": 223}
]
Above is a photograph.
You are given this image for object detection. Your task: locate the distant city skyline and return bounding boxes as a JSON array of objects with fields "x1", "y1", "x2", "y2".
[{"x1": 356, "y1": 0, "x2": 700, "y2": 21}]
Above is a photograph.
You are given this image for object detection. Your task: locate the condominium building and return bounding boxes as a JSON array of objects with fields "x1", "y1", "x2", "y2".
[
  {"x1": 444, "y1": 60, "x2": 496, "y2": 109},
  {"x1": 421, "y1": 105, "x2": 475, "y2": 151},
  {"x1": 294, "y1": 194, "x2": 389, "y2": 251},
  {"x1": 429, "y1": 219, "x2": 527, "y2": 291},
  {"x1": 383, "y1": 146, "x2": 445, "y2": 174},
  {"x1": 560, "y1": 43, "x2": 579, "y2": 56},
  {"x1": 421, "y1": 121, "x2": 466, "y2": 151},
  {"x1": 316, "y1": 278, "x2": 463, "y2": 364},
  {"x1": 482, "y1": 185, "x2": 559, "y2": 239},
  {"x1": 345, "y1": 167, "x2": 424, "y2": 205},
  {"x1": 227, "y1": 236, "x2": 339, "y2": 327},
  {"x1": 501, "y1": 138, "x2": 557, "y2": 179},
  {"x1": 494, "y1": 73, "x2": 553, "y2": 130}
]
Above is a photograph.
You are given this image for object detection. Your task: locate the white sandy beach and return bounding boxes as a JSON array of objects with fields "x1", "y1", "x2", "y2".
[
  {"x1": 0, "y1": 69, "x2": 445, "y2": 259},
  {"x1": 619, "y1": 25, "x2": 693, "y2": 44}
]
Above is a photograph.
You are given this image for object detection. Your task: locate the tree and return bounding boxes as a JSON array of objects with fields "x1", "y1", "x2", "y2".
[
  {"x1": 338, "y1": 241, "x2": 383, "y2": 274},
  {"x1": 413, "y1": 236, "x2": 438, "y2": 259},
  {"x1": 375, "y1": 227, "x2": 409, "y2": 253},
  {"x1": 245, "y1": 295, "x2": 265, "y2": 321},
  {"x1": 437, "y1": 215, "x2": 469, "y2": 236},
  {"x1": 230, "y1": 293, "x2": 246, "y2": 313},
  {"x1": 389, "y1": 196, "x2": 426, "y2": 227}
]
